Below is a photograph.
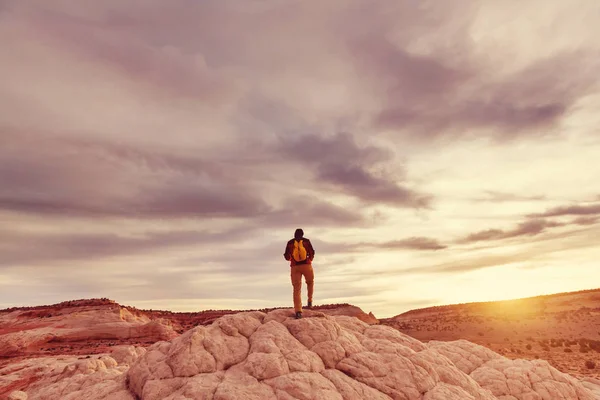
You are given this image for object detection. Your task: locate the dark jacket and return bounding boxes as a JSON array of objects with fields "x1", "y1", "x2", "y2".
[{"x1": 284, "y1": 237, "x2": 315, "y2": 266}]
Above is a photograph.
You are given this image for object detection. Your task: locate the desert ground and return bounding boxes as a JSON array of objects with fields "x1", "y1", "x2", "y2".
[
  {"x1": 381, "y1": 288, "x2": 600, "y2": 380},
  {"x1": 1, "y1": 291, "x2": 599, "y2": 399}
]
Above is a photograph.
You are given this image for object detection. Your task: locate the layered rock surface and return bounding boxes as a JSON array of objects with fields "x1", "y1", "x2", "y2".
[
  {"x1": 0, "y1": 299, "x2": 178, "y2": 359},
  {"x1": 0, "y1": 299, "x2": 375, "y2": 361},
  {"x1": 3, "y1": 309, "x2": 599, "y2": 400}
]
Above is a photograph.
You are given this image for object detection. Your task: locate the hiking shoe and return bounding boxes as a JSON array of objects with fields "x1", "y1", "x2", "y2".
[
  {"x1": 306, "y1": 301, "x2": 312, "y2": 309},
  {"x1": 295, "y1": 311, "x2": 302, "y2": 319}
]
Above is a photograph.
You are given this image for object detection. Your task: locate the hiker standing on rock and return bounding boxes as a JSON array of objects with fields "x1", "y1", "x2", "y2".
[{"x1": 283, "y1": 228, "x2": 315, "y2": 319}]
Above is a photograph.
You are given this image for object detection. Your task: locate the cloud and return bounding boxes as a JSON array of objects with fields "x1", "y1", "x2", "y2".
[
  {"x1": 370, "y1": 237, "x2": 447, "y2": 251},
  {"x1": 2, "y1": 1, "x2": 239, "y2": 102},
  {"x1": 416, "y1": 224, "x2": 600, "y2": 275},
  {"x1": 461, "y1": 219, "x2": 564, "y2": 243},
  {"x1": 374, "y1": 53, "x2": 596, "y2": 140},
  {"x1": 1, "y1": 0, "x2": 599, "y2": 316},
  {"x1": 572, "y1": 216, "x2": 599, "y2": 226},
  {"x1": 425, "y1": 253, "x2": 530, "y2": 274},
  {"x1": 0, "y1": 227, "x2": 256, "y2": 267},
  {"x1": 276, "y1": 133, "x2": 431, "y2": 208},
  {"x1": 277, "y1": 132, "x2": 392, "y2": 167},
  {"x1": 474, "y1": 191, "x2": 546, "y2": 203},
  {"x1": 0, "y1": 130, "x2": 383, "y2": 237},
  {"x1": 0, "y1": 134, "x2": 271, "y2": 219},
  {"x1": 311, "y1": 236, "x2": 447, "y2": 255},
  {"x1": 528, "y1": 203, "x2": 600, "y2": 218},
  {"x1": 458, "y1": 200, "x2": 600, "y2": 246},
  {"x1": 348, "y1": 6, "x2": 600, "y2": 141},
  {"x1": 260, "y1": 195, "x2": 368, "y2": 228},
  {"x1": 316, "y1": 163, "x2": 430, "y2": 207}
]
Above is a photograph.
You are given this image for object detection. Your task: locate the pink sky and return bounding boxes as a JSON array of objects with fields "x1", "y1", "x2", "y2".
[{"x1": 1, "y1": 1, "x2": 599, "y2": 317}]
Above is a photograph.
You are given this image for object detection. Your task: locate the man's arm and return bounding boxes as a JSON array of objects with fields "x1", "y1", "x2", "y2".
[
  {"x1": 305, "y1": 239, "x2": 315, "y2": 261},
  {"x1": 283, "y1": 241, "x2": 291, "y2": 261}
]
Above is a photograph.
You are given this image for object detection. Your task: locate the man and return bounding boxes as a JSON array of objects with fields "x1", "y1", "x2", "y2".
[{"x1": 283, "y1": 228, "x2": 315, "y2": 319}]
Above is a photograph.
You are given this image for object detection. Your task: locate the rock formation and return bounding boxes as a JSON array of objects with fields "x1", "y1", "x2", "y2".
[
  {"x1": 0, "y1": 299, "x2": 376, "y2": 361},
  {"x1": 0, "y1": 299, "x2": 178, "y2": 358},
  {"x1": 3, "y1": 309, "x2": 599, "y2": 399},
  {"x1": 380, "y1": 289, "x2": 600, "y2": 379}
]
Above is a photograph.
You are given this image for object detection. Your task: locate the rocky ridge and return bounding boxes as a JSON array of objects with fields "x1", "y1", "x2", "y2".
[
  {"x1": 2, "y1": 308, "x2": 600, "y2": 400},
  {"x1": 0, "y1": 298, "x2": 376, "y2": 361}
]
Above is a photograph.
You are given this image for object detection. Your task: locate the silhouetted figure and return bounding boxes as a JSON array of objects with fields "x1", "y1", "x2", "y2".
[{"x1": 283, "y1": 228, "x2": 315, "y2": 319}]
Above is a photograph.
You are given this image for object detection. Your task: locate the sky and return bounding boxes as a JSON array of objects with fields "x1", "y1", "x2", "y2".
[{"x1": 1, "y1": 0, "x2": 599, "y2": 318}]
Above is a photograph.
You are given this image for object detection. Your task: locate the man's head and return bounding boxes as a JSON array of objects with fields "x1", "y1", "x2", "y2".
[{"x1": 294, "y1": 228, "x2": 304, "y2": 239}]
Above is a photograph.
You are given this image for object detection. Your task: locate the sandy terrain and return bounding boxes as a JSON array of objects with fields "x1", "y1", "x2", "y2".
[{"x1": 381, "y1": 288, "x2": 600, "y2": 380}]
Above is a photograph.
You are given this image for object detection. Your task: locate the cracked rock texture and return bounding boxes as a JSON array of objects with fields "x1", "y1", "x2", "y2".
[{"x1": 3, "y1": 309, "x2": 599, "y2": 399}]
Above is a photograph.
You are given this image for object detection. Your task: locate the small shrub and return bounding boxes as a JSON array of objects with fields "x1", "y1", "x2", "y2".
[
  {"x1": 564, "y1": 348, "x2": 573, "y2": 353},
  {"x1": 580, "y1": 346, "x2": 590, "y2": 354},
  {"x1": 585, "y1": 360, "x2": 596, "y2": 369},
  {"x1": 526, "y1": 344, "x2": 532, "y2": 350}
]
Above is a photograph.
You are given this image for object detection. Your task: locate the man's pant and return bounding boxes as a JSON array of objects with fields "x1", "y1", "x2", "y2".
[{"x1": 291, "y1": 264, "x2": 314, "y2": 313}]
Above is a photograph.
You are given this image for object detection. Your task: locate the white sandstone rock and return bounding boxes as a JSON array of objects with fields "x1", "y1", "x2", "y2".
[{"x1": 2, "y1": 309, "x2": 598, "y2": 400}]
